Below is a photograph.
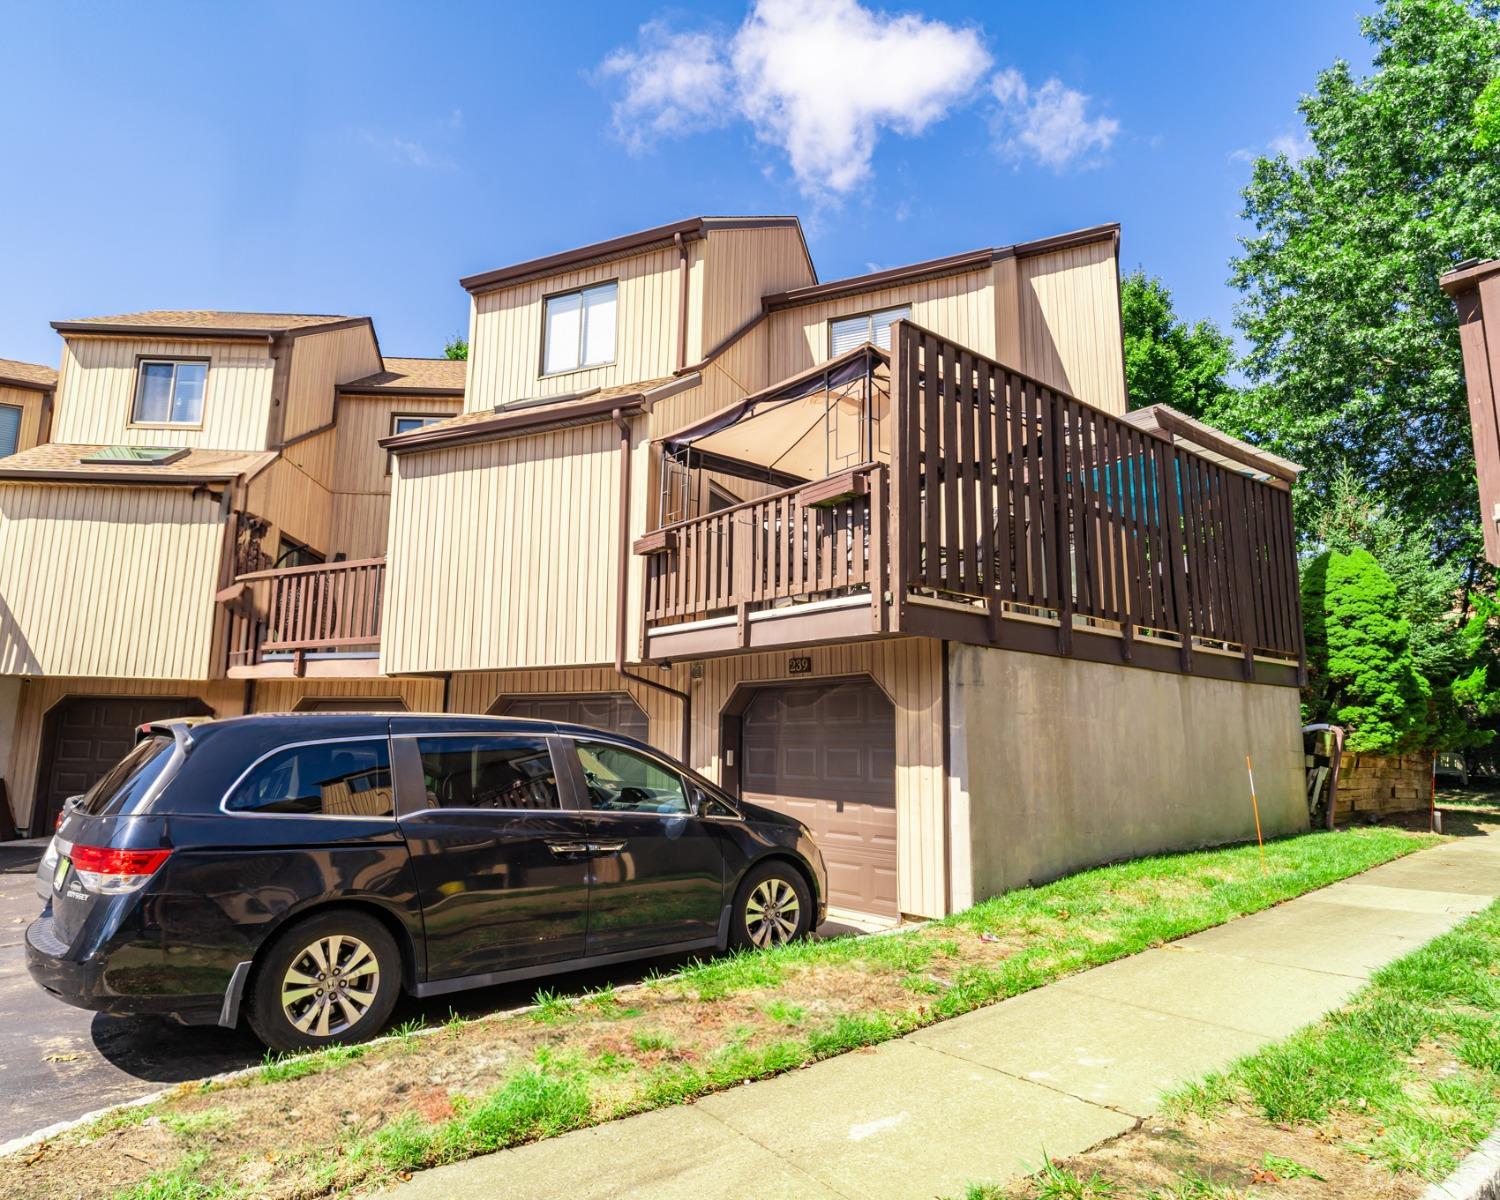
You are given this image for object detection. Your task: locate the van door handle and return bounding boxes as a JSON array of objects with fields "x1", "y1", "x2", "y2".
[
  {"x1": 546, "y1": 841, "x2": 592, "y2": 857},
  {"x1": 588, "y1": 841, "x2": 627, "y2": 855}
]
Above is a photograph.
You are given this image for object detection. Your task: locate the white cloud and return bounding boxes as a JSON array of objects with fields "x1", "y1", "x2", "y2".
[
  {"x1": 599, "y1": 0, "x2": 991, "y2": 197},
  {"x1": 599, "y1": 23, "x2": 735, "y2": 151},
  {"x1": 361, "y1": 131, "x2": 453, "y2": 169},
  {"x1": 1227, "y1": 130, "x2": 1313, "y2": 167},
  {"x1": 989, "y1": 67, "x2": 1118, "y2": 170},
  {"x1": 1268, "y1": 131, "x2": 1312, "y2": 162}
]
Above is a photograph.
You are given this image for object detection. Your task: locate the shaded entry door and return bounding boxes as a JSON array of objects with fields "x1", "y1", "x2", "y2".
[{"x1": 740, "y1": 680, "x2": 898, "y2": 917}]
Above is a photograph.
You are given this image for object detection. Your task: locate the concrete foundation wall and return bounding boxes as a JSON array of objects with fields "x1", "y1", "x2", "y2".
[{"x1": 948, "y1": 644, "x2": 1307, "y2": 908}]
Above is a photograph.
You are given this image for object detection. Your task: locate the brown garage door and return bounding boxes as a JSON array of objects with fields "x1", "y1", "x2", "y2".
[
  {"x1": 496, "y1": 693, "x2": 649, "y2": 742},
  {"x1": 741, "y1": 679, "x2": 897, "y2": 917},
  {"x1": 36, "y1": 695, "x2": 209, "y2": 832}
]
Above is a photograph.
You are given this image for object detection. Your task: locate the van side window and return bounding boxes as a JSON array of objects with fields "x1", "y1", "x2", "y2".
[
  {"x1": 226, "y1": 740, "x2": 393, "y2": 816},
  {"x1": 575, "y1": 741, "x2": 688, "y2": 814},
  {"x1": 414, "y1": 736, "x2": 560, "y2": 810}
]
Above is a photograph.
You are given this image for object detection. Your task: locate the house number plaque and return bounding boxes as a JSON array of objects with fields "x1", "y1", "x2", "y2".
[{"x1": 787, "y1": 655, "x2": 813, "y2": 675}]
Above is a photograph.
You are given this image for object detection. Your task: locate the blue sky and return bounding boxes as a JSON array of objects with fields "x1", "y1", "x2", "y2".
[{"x1": 0, "y1": 2, "x2": 1373, "y2": 369}]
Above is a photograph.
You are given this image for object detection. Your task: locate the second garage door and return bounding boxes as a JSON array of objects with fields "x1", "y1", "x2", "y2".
[
  {"x1": 740, "y1": 679, "x2": 898, "y2": 917},
  {"x1": 36, "y1": 694, "x2": 210, "y2": 833},
  {"x1": 496, "y1": 692, "x2": 649, "y2": 743}
]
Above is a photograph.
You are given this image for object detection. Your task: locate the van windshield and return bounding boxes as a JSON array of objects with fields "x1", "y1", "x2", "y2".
[{"x1": 77, "y1": 734, "x2": 177, "y2": 816}]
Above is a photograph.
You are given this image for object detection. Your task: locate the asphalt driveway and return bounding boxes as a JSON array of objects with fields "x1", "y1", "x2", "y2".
[{"x1": 0, "y1": 840, "x2": 872, "y2": 1148}]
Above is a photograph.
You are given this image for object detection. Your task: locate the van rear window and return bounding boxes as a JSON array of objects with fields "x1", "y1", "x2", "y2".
[{"x1": 78, "y1": 734, "x2": 177, "y2": 816}]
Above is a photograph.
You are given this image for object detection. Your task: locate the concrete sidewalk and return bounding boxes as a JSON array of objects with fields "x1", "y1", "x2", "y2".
[{"x1": 373, "y1": 830, "x2": 1500, "y2": 1200}]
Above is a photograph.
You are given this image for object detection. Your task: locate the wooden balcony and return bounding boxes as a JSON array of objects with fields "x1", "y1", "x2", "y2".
[
  {"x1": 220, "y1": 557, "x2": 386, "y2": 679},
  {"x1": 640, "y1": 323, "x2": 1305, "y2": 687}
]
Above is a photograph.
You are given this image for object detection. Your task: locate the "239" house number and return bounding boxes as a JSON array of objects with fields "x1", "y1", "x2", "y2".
[{"x1": 787, "y1": 655, "x2": 813, "y2": 675}]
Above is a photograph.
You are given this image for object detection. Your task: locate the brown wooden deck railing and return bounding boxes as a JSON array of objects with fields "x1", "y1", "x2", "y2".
[
  {"x1": 641, "y1": 465, "x2": 884, "y2": 626},
  {"x1": 889, "y1": 322, "x2": 1303, "y2": 666},
  {"x1": 223, "y1": 557, "x2": 386, "y2": 673},
  {"x1": 641, "y1": 324, "x2": 1303, "y2": 680}
]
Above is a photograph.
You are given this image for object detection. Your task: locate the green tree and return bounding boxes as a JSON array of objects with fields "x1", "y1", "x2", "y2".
[
  {"x1": 444, "y1": 335, "x2": 468, "y2": 361},
  {"x1": 1119, "y1": 270, "x2": 1235, "y2": 418},
  {"x1": 1221, "y1": 0, "x2": 1500, "y2": 557},
  {"x1": 1302, "y1": 547, "x2": 1433, "y2": 753},
  {"x1": 1476, "y1": 75, "x2": 1500, "y2": 148},
  {"x1": 1312, "y1": 465, "x2": 1500, "y2": 750}
]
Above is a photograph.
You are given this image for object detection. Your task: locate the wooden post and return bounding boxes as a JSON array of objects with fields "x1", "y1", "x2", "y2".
[
  {"x1": 1159, "y1": 444, "x2": 1194, "y2": 674},
  {"x1": 871, "y1": 465, "x2": 889, "y2": 632},
  {"x1": 888, "y1": 325, "x2": 910, "y2": 631},
  {"x1": 1046, "y1": 390, "x2": 1073, "y2": 655}
]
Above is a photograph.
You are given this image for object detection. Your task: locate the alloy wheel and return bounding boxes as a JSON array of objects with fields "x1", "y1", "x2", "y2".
[
  {"x1": 745, "y1": 877, "x2": 801, "y2": 948},
  {"x1": 279, "y1": 933, "x2": 380, "y2": 1037}
]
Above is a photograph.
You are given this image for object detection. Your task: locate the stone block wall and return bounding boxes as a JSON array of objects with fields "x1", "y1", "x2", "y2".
[{"x1": 1335, "y1": 750, "x2": 1433, "y2": 820}]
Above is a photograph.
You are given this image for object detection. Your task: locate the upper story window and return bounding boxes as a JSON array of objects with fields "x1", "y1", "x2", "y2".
[
  {"x1": 133, "y1": 359, "x2": 207, "y2": 426},
  {"x1": 387, "y1": 413, "x2": 448, "y2": 473},
  {"x1": 830, "y1": 305, "x2": 911, "y2": 357},
  {"x1": 543, "y1": 281, "x2": 617, "y2": 376},
  {"x1": 0, "y1": 405, "x2": 21, "y2": 458}
]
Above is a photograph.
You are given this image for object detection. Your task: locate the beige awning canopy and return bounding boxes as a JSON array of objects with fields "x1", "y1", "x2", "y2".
[{"x1": 662, "y1": 344, "x2": 889, "y2": 482}]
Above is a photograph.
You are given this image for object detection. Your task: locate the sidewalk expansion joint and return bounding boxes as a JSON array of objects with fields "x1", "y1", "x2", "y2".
[
  {"x1": 911, "y1": 1038, "x2": 1149, "y2": 1123},
  {"x1": 694, "y1": 1100, "x2": 858, "y2": 1200}
]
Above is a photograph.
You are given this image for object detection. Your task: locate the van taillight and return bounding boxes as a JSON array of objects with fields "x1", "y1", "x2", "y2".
[{"x1": 69, "y1": 845, "x2": 171, "y2": 895}]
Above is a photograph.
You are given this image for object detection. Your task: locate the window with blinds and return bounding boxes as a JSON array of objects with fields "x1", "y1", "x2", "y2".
[
  {"x1": 829, "y1": 305, "x2": 910, "y2": 356},
  {"x1": 543, "y1": 281, "x2": 618, "y2": 375},
  {"x1": 0, "y1": 405, "x2": 20, "y2": 459}
]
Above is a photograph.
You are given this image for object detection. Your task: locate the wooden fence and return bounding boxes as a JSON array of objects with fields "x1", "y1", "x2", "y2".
[
  {"x1": 889, "y1": 322, "x2": 1302, "y2": 664},
  {"x1": 224, "y1": 557, "x2": 386, "y2": 672}
]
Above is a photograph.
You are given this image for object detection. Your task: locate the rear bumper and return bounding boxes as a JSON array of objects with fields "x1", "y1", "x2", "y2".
[{"x1": 25, "y1": 914, "x2": 225, "y2": 1025}]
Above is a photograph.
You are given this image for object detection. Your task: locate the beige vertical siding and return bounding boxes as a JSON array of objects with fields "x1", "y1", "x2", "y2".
[
  {"x1": 691, "y1": 639, "x2": 946, "y2": 919},
  {"x1": 0, "y1": 385, "x2": 49, "y2": 456},
  {"x1": 466, "y1": 240, "x2": 704, "y2": 412},
  {"x1": 0, "y1": 484, "x2": 227, "y2": 679},
  {"x1": 53, "y1": 336, "x2": 274, "y2": 450},
  {"x1": 382, "y1": 417, "x2": 650, "y2": 675},
  {"x1": 252, "y1": 676, "x2": 444, "y2": 713},
  {"x1": 282, "y1": 325, "x2": 382, "y2": 441},
  {"x1": 332, "y1": 396, "x2": 456, "y2": 495},
  {"x1": 6, "y1": 676, "x2": 246, "y2": 829},
  {"x1": 449, "y1": 666, "x2": 688, "y2": 759},
  {"x1": 247, "y1": 439, "x2": 334, "y2": 555},
  {"x1": 1016, "y1": 240, "x2": 1127, "y2": 414},
  {"x1": 764, "y1": 269, "x2": 996, "y2": 385},
  {"x1": 701, "y1": 226, "x2": 815, "y2": 349}
]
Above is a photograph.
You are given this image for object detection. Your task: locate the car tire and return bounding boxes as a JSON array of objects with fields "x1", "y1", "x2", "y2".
[
  {"x1": 730, "y1": 860, "x2": 814, "y2": 951},
  {"x1": 247, "y1": 910, "x2": 401, "y2": 1053}
]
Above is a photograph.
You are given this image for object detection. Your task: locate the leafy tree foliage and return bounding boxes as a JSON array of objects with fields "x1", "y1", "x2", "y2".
[
  {"x1": 1310, "y1": 466, "x2": 1500, "y2": 751},
  {"x1": 1222, "y1": 0, "x2": 1500, "y2": 557},
  {"x1": 1119, "y1": 270, "x2": 1235, "y2": 418},
  {"x1": 1302, "y1": 547, "x2": 1433, "y2": 753},
  {"x1": 1477, "y1": 75, "x2": 1500, "y2": 148},
  {"x1": 444, "y1": 335, "x2": 469, "y2": 361}
]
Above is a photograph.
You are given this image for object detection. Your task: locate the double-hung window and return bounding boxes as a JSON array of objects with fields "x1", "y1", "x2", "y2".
[
  {"x1": 133, "y1": 359, "x2": 207, "y2": 425},
  {"x1": 542, "y1": 281, "x2": 617, "y2": 375},
  {"x1": 829, "y1": 305, "x2": 911, "y2": 356},
  {"x1": 387, "y1": 413, "x2": 447, "y2": 473}
]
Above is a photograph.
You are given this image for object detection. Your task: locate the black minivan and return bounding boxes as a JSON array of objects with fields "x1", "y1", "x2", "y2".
[{"x1": 27, "y1": 713, "x2": 827, "y2": 1051}]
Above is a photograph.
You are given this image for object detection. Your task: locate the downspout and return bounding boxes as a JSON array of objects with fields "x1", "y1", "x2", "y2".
[
  {"x1": 674, "y1": 232, "x2": 689, "y2": 373},
  {"x1": 613, "y1": 408, "x2": 692, "y2": 762}
]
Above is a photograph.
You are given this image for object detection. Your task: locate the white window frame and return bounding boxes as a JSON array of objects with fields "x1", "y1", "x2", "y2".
[
  {"x1": 541, "y1": 281, "x2": 618, "y2": 377},
  {"x1": 131, "y1": 358, "x2": 209, "y2": 427},
  {"x1": 828, "y1": 304, "x2": 911, "y2": 357}
]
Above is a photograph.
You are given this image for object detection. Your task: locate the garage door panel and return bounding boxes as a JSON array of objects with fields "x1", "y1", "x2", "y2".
[
  {"x1": 739, "y1": 679, "x2": 898, "y2": 917},
  {"x1": 498, "y1": 693, "x2": 648, "y2": 743},
  {"x1": 40, "y1": 695, "x2": 209, "y2": 831}
]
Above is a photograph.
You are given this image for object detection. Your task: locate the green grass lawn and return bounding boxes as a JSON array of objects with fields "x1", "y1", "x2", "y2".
[
  {"x1": 5, "y1": 824, "x2": 1440, "y2": 1200},
  {"x1": 951, "y1": 895, "x2": 1500, "y2": 1198}
]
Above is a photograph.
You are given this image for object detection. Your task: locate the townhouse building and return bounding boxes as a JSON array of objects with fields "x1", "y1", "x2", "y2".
[
  {"x1": 0, "y1": 314, "x2": 462, "y2": 833},
  {"x1": 0, "y1": 216, "x2": 1309, "y2": 924}
]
